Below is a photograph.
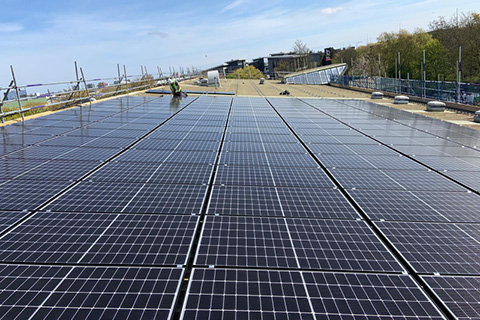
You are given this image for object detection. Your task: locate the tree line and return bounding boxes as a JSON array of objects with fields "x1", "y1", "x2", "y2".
[{"x1": 333, "y1": 11, "x2": 480, "y2": 83}]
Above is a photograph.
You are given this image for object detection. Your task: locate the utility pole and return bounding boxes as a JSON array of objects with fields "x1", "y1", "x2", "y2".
[
  {"x1": 423, "y1": 50, "x2": 426, "y2": 98},
  {"x1": 458, "y1": 46, "x2": 462, "y2": 103}
]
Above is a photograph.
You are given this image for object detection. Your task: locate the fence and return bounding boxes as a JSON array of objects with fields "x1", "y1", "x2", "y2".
[
  {"x1": 0, "y1": 63, "x2": 195, "y2": 123},
  {"x1": 332, "y1": 75, "x2": 480, "y2": 106}
]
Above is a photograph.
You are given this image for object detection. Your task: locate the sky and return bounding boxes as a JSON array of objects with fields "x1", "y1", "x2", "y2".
[{"x1": 1, "y1": 0, "x2": 478, "y2": 88}]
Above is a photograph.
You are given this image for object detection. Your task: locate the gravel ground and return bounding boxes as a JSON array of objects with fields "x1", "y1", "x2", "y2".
[{"x1": 147, "y1": 78, "x2": 480, "y2": 130}]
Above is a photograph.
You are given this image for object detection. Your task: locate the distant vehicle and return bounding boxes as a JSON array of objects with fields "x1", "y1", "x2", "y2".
[{"x1": 259, "y1": 78, "x2": 265, "y2": 84}]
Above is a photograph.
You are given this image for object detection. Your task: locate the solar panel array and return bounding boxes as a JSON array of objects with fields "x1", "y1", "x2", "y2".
[
  {"x1": 1, "y1": 93, "x2": 480, "y2": 319},
  {"x1": 285, "y1": 64, "x2": 347, "y2": 85}
]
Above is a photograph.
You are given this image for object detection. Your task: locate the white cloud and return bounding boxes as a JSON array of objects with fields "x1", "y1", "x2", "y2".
[
  {"x1": 320, "y1": 7, "x2": 343, "y2": 15},
  {"x1": 0, "y1": 23, "x2": 23, "y2": 33},
  {"x1": 220, "y1": 0, "x2": 244, "y2": 13},
  {"x1": 148, "y1": 31, "x2": 169, "y2": 38}
]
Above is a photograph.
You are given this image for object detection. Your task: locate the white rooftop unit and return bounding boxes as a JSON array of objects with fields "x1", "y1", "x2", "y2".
[{"x1": 207, "y1": 71, "x2": 220, "y2": 87}]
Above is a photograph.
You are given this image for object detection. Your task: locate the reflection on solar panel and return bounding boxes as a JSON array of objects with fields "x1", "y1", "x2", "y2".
[{"x1": 1, "y1": 94, "x2": 480, "y2": 318}]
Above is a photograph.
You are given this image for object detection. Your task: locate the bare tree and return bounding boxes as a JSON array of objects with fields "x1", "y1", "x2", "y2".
[
  {"x1": 292, "y1": 39, "x2": 310, "y2": 70},
  {"x1": 292, "y1": 39, "x2": 309, "y2": 54}
]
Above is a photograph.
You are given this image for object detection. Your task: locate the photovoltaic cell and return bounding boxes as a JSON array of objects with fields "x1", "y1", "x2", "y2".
[
  {"x1": 181, "y1": 268, "x2": 316, "y2": 320},
  {"x1": 0, "y1": 211, "x2": 29, "y2": 233},
  {"x1": 12, "y1": 160, "x2": 100, "y2": 182},
  {"x1": 265, "y1": 152, "x2": 318, "y2": 168},
  {"x1": 347, "y1": 189, "x2": 450, "y2": 222},
  {"x1": 443, "y1": 170, "x2": 480, "y2": 192},
  {"x1": 196, "y1": 216, "x2": 298, "y2": 268},
  {"x1": 181, "y1": 269, "x2": 445, "y2": 320},
  {"x1": 276, "y1": 187, "x2": 362, "y2": 219},
  {"x1": 46, "y1": 182, "x2": 207, "y2": 214},
  {"x1": 197, "y1": 216, "x2": 403, "y2": 272},
  {"x1": 218, "y1": 152, "x2": 269, "y2": 167},
  {"x1": 288, "y1": 218, "x2": 404, "y2": 272},
  {"x1": 88, "y1": 162, "x2": 213, "y2": 185},
  {"x1": 2, "y1": 95, "x2": 479, "y2": 318},
  {"x1": 375, "y1": 221, "x2": 480, "y2": 274},
  {"x1": 0, "y1": 180, "x2": 71, "y2": 211},
  {"x1": 330, "y1": 168, "x2": 466, "y2": 192},
  {"x1": 0, "y1": 212, "x2": 198, "y2": 265},
  {"x1": 222, "y1": 142, "x2": 267, "y2": 153},
  {"x1": 214, "y1": 165, "x2": 275, "y2": 187},
  {"x1": 207, "y1": 185, "x2": 282, "y2": 216},
  {"x1": 0, "y1": 264, "x2": 184, "y2": 320},
  {"x1": 270, "y1": 166, "x2": 335, "y2": 188},
  {"x1": 303, "y1": 272, "x2": 445, "y2": 319},
  {"x1": 328, "y1": 168, "x2": 406, "y2": 190},
  {"x1": 423, "y1": 275, "x2": 480, "y2": 319},
  {"x1": 1, "y1": 158, "x2": 51, "y2": 180},
  {"x1": 407, "y1": 191, "x2": 480, "y2": 223}
]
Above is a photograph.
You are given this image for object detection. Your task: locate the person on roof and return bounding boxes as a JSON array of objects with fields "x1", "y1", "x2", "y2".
[{"x1": 168, "y1": 78, "x2": 183, "y2": 97}]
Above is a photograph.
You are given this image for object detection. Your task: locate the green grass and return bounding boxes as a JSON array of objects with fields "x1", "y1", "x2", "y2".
[{"x1": 2, "y1": 97, "x2": 47, "y2": 109}]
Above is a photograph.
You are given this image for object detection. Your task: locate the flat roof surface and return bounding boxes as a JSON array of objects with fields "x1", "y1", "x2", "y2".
[{"x1": 1, "y1": 94, "x2": 479, "y2": 319}]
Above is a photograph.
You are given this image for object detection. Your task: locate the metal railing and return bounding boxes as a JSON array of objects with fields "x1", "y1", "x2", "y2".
[
  {"x1": 332, "y1": 75, "x2": 480, "y2": 106},
  {"x1": 0, "y1": 63, "x2": 196, "y2": 123}
]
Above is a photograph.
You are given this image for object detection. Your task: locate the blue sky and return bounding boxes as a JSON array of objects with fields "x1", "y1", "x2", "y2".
[{"x1": 1, "y1": 0, "x2": 478, "y2": 86}]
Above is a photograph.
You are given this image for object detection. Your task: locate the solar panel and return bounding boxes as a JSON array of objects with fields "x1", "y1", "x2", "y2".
[
  {"x1": 276, "y1": 187, "x2": 361, "y2": 219},
  {"x1": 45, "y1": 182, "x2": 208, "y2": 214},
  {"x1": 11, "y1": 160, "x2": 100, "y2": 182},
  {"x1": 207, "y1": 185, "x2": 282, "y2": 216},
  {"x1": 405, "y1": 191, "x2": 480, "y2": 223},
  {"x1": 360, "y1": 154, "x2": 427, "y2": 170},
  {"x1": 270, "y1": 166, "x2": 335, "y2": 188},
  {"x1": 5, "y1": 145, "x2": 122, "y2": 162},
  {"x1": 329, "y1": 168, "x2": 466, "y2": 191},
  {"x1": 383, "y1": 169, "x2": 466, "y2": 192},
  {"x1": 0, "y1": 211, "x2": 29, "y2": 233},
  {"x1": 265, "y1": 152, "x2": 318, "y2": 168},
  {"x1": 5, "y1": 145, "x2": 79, "y2": 160},
  {"x1": 181, "y1": 268, "x2": 316, "y2": 320},
  {"x1": 317, "y1": 154, "x2": 376, "y2": 169},
  {"x1": 423, "y1": 275, "x2": 480, "y2": 319},
  {"x1": 196, "y1": 216, "x2": 298, "y2": 268},
  {"x1": 2, "y1": 95, "x2": 479, "y2": 318},
  {"x1": 0, "y1": 264, "x2": 184, "y2": 320},
  {"x1": 443, "y1": 170, "x2": 480, "y2": 192},
  {"x1": 0, "y1": 180, "x2": 71, "y2": 211},
  {"x1": 329, "y1": 168, "x2": 404, "y2": 190},
  {"x1": 347, "y1": 189, "x2": 449, "y2": 222},
  {"x1": 219, "y1": 151, "x2": 269, "y2": 167},
  {"x1": 181, "y1": 269, "x2": 445, "y2": 320},
  {"x1": 116, "y1": 149, "x2": 217, "y2": 165},
  {"x1": 412, "y1": 155, "x2": 480, "y2": 172},
  {"x1": 88, "y1": 162, "x2": 213, "y2": 185},
  {"x1": 37, "y1": 135, "x2": 99, "y2": 147},
  {"x1": 222, "y1": 142, "x2": 268, "y2": 153},
  {"x1": 214, "y1": 165, "x2": 275, "y2": 187},
  {"x1": 308, "y1": 143, "x2": 357, "y2": 155},
  {"x1": 375, "y1": 221, "x2": 480, "y2": 274},
  {"x1": 0, "y1": 212, "x2": 198, "y2": 265},
  {"x1": 262, "y1": 142, "x2": 306, "y2": 154},
  {"x1": 197, "y1": 216, "x2": 403, "y2": 272},
  {"x1": 0, "y1": 158, "x2": 50, "y2": 179},
  {"x1": 82, "y1": 137, "x2": 138, "y2": 149}
]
